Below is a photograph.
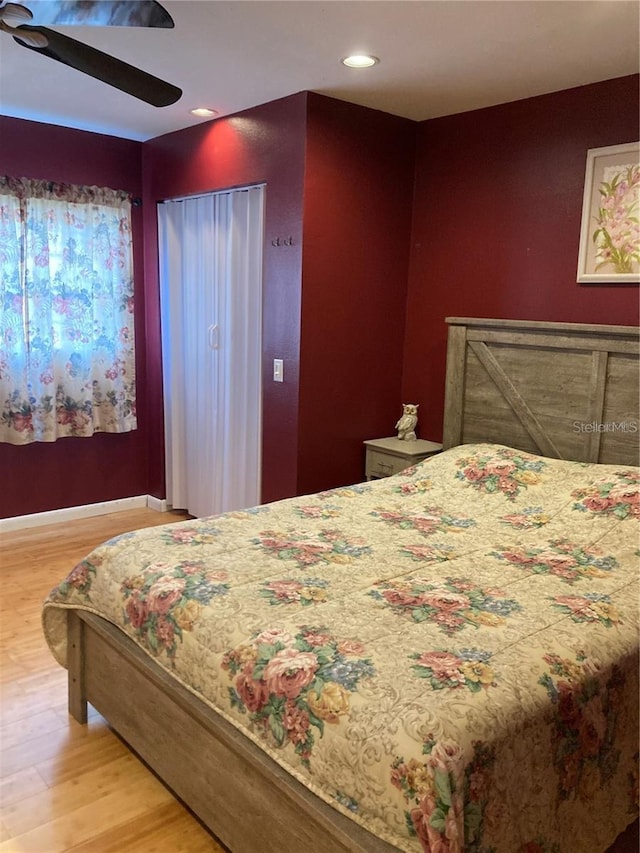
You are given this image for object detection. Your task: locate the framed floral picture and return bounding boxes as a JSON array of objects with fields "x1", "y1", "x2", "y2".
[{"x1": 576, "y1": 141, "x2": 640, "y2": 284}]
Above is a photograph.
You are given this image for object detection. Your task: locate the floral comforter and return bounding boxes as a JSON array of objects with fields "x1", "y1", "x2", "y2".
[{"x1": 42, "y1": 444, "x2": 639, "y2": 853}]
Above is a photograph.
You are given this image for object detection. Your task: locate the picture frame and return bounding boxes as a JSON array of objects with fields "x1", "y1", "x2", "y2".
[{"x1": 576, "y1": 141, "x2": 640, "y2": 284}]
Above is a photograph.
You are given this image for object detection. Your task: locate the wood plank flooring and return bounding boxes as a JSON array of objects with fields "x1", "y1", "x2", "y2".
[
  {"x1": 1, "y1": 509, "x2": 226, "y2": 853},
  {"x1": 1, "y1": 509, "x2": 637, "y2": 852}
]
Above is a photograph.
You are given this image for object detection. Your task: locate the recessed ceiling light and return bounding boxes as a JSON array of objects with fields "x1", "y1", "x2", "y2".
[
  {"x1": 341, "y1": 54, "x2": 379, "y2": 68},
  {"x1": 190, "y1": 107, "x2": 218, "y2": 117}
]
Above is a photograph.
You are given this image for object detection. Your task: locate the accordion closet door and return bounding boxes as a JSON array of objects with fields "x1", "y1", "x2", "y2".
[{"x1": 158, "y1": 185, "x2": 264, "y2": 518}]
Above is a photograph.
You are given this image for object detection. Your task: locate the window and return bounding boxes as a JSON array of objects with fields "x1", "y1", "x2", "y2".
[{"x1": 0, "y1": 176, "x2": 136, "y2": 444}]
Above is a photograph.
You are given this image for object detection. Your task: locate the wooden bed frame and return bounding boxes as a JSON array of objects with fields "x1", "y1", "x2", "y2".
[{"x1": 66, "y1": 318, "x2": 639, "y2": 853}]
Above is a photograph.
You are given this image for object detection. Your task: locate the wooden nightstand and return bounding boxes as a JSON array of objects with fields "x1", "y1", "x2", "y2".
[{"x1": 363, "y1": 437, "x2": 443, "y2": 480}]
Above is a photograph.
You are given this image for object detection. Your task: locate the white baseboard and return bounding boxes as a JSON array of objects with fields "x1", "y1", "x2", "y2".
[
  {"x1": 0, "y1": 495, "x2": 169, "y2": 534},
  {"x1": 147, "y1": 495, "x2": 168, "y2": 513}
]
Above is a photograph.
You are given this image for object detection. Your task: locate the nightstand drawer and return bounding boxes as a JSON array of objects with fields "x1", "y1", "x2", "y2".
[
  {"x1": 365, "y1": 449, "x2": 409, "y2": 479},
  {"x1": 363, "y1": 437, "x2": 443, "y2": 481}
]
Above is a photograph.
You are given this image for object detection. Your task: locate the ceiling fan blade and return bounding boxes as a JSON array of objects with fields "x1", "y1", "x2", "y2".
[
  {"x1": 14, "y1": 25, "x2": 181, "y2": 106},
  {"x1": 1, "y1": 18, "x2": 47, "y2": 45},
  {"x1": 16, "y1": 1, "x2": 174, "y2": 28}
]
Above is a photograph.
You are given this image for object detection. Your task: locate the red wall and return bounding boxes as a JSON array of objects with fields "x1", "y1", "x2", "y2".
[
  {"x1": 3, "y1": 76, "x2": 638, "y2": 518},
  {"x1": 298, "y1": 95, "x2": 416, "y2": 493},
  {"x1": 402, "y1": 75, "x2": 640, "y2": 444},
  {"x1": 0, "y1": 117, "x2": 146, "y2": 518},
  {"x1": 141, "y1": 94, "x2": 308, "y2": 504}
]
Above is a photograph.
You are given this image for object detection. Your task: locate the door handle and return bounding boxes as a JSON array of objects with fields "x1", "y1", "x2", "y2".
[{"x1": 208, "y1": 324, "x2": 219, "y2": 350}]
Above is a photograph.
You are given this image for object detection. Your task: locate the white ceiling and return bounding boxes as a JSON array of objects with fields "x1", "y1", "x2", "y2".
[{"x1": 0, "y1": 0, "x2": 638, "y2": 142}]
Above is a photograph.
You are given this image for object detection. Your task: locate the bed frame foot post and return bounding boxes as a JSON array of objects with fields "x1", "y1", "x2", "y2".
[{"x1": 67, "y1": 611, "x2": 87, "y2": 723}]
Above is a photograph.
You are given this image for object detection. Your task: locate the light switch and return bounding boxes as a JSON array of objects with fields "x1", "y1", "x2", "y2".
[{"x1": 273, "y1": 358, "x2": 284, "y2": 382}]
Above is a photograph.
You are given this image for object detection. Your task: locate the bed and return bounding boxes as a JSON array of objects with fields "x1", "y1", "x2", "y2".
[{"x1": 42, "y1": 318, "x2": 639, "y2": 853}]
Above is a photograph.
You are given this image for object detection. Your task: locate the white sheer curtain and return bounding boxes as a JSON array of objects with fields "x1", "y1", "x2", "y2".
[{"x1": 158, "y1": 185, "x2": 264, "y2": 518}]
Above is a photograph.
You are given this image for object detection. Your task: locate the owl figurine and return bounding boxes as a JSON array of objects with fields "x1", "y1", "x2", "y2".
[{"x1": 395, "y1": 403, "x2": 419, "y2": 441}]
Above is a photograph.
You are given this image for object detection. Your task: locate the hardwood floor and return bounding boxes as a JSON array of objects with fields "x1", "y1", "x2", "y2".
[
  {"x1": 0, "y1": 509, "x2": 226, "y2": 853},
  {"x1": 1, "y1": 509, "x2": 637, "y2": 852}
]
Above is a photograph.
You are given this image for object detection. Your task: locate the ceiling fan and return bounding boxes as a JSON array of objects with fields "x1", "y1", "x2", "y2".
[{"x1": 0, "y1": 0, "x2": 182, "y2": 106}]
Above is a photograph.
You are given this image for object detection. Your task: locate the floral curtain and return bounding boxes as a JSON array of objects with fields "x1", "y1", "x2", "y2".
[{"x1": 0, "y1": 176, "x2": 137, "y2": 444}]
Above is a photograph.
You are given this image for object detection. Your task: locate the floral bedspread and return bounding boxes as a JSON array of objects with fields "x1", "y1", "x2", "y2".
[{"x1": 42, "y1": 444, "x2": 639, "y2": 852}]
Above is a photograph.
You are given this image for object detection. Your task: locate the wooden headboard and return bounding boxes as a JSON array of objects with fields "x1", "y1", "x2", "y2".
[{"x1": 443, "y1": 318, "x2": 640, "y2": 466}]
